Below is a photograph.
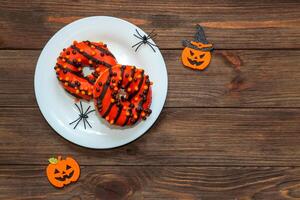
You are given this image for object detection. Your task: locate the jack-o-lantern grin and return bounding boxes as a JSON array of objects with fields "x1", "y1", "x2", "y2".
[
  {"x1": 181, "y1": 24, "x2": 213, "y2": 70},
  {"x1": 46, "y1": 156, "x2": 80, "y2": 188},
  {"x1": 187, "y1": 57, "x2": 204, "y2": 66},
  {"x1": 187, "y1": 49, "x2": 207, "y2": 66},
  {"x1": 55, "y1": 170, "x2": 75, "y2": 181},
  {"x1": 181, "y1": 44, "x2": 212, "y2": 70}
]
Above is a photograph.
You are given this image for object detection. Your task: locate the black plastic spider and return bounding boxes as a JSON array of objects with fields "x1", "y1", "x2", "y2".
[
  {"x1": 132, "y1": 29, "x2": 158, "y2": 52},
  {"x1": 69, "y1": 101, "x2": 95, "y2": 130}
]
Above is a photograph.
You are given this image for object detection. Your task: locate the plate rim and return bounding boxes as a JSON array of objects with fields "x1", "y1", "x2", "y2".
[{"x1": 34, "y1": 16, "x2": 168, "y2": 149}]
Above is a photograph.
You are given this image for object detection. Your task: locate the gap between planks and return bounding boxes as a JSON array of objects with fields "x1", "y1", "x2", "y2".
[
  {"x1": 1, "y1": 48, "x2": 300, "y2": 51},
  {"x1": 3, "y1": 105, "x2": 300, "y2": 109},
  {"x1": 1, "y1": 164, "x2": 300, "y2": 168}
]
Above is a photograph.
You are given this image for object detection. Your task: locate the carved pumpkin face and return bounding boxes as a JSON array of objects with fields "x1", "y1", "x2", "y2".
[
  {"x1": 181, "y1": 42, "x2": 212, "y2": 70},
  {"x1": 46, "y1": 156, "x2": 80, "y2": 188}
]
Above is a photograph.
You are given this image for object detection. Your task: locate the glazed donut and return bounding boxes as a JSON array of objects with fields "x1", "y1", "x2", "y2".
[
  {"x1": 54, "y1": 41, "x2": 117, "y2": 100},
  {"x1": 93, "y1": 64, "x2": 152, "y2": 126}
]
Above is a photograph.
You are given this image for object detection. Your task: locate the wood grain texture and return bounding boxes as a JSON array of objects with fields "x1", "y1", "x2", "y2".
[
  {"x1": 1, "y1": 50, "x2": 300, "y2": 108},
  {"x1": 1, "y1": 0, "x2": 300, "y2": 198},
  {"x1": 1, "y1": 166, "x2": 300, "y2": 200},
  {"x1": 1, "y1": 107, "x2": 300, "y2": 166},
  {"x1": 0, "y1": 0, "x2": 299, "y2": 49}
]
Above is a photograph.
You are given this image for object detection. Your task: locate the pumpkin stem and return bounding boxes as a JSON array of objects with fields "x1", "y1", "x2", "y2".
[
  {"x1": 57, "y1": 156, "x2": 62, "y2": 161},
  {"x1": 48, "y1": 157, "x2": 58, "y2": 164}
]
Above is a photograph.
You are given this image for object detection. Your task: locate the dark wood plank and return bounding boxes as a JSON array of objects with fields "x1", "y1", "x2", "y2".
[
  {"x1": 1, "y1": 165, "x2": 300, "y2": 199},
  {"x1": 0, "y1": 0, "x2": 299, "y2": 49},
  {"x1": 1, "y1": 107, "x2": 300, "y2": 166},
  {"x1": 1, "y1": 50, "x2": 300, "y2": 107}
]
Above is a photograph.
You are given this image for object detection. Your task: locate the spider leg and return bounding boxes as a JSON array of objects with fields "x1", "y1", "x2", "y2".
[
  {"x1": 148, "y1": 33, "x2": 157, "y2": 40},
  {"x1": 85, "y1": 118, "x2": 92, "y2": 128},
  {"x1": 86, "y1": 109, "x2": 95, "y2": 115},
  {"x1": 83, "y1": 117, "x2": 86, "y2": 129},
  {"x1": 132, "y1": 41, "x2": 143, "y2": 48},
  {"x1": 80, "y1": 101, "x2": 83, "y2": 114},
  {"x1": 147, "y1": 31, "x2": 158, "y2": 41},
  {"x1": 147, "y1": 41, "x2": 158, "y2": 47},
  {"x1": 75, "y1": 103, "x2": 81, "y2": 113},
  {"x1": 146, "y1": 42, "x2": 157, "y2": 52},
  {"x1": 135, "y1": 42, "x2": 144, "y2": 52},
  {"x1": 146, "y1": 30, "x2": 155, "y2": 39},
  {"x1": 133, "y1": 34, "x2": 143, "y2": 40},
  {"x1": 84, "y1": 106, "x2": 91, "y2": 115},
  {"x1": 73, "y1": 118, "x2": 82, "y2": 129},
  {"x1": 69, "y1": 117, "x2": 81, "y2": 125},
  {"x1": 135, "y1": 29, "x2": 143, "y2": 38}
]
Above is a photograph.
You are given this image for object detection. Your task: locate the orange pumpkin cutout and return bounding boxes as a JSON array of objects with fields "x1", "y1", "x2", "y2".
[
  {"x1": 46, "y1": 156, "x2": 80, "y2": 188},
  {"x1": 181, "y1": 25, "x2": 213, "y2": 70}
]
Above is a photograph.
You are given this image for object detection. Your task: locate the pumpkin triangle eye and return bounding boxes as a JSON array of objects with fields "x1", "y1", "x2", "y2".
[
  {"x1": 190, "y1": 50, "x2": 194, "y2": 56},
  {"x1": 66, "y1": 165, "x2": 72, "y2": 170},
  {"x1": 54, "y1": 169, "x2": 59, "y2": 174}
]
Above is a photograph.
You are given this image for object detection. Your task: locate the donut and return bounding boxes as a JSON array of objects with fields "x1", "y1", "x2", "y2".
[
  {"x1": 93, "y1": 64, "x2": 152, "y2": 126},
  {"x1": 54, "y1": 41, "x2": 117, "y2": 100}
]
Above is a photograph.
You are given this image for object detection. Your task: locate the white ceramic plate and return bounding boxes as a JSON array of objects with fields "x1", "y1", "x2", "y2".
[{"x1": 34, "y1": 16, "x2": 168, "y2": 149}]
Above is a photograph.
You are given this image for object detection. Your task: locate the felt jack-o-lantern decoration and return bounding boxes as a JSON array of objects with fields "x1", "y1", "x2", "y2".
[
  {"x1": 181, "y1": 25, "x2": 213, "y2": 70},
  {"x1": 46, "y1": 156, "x2": 80, "y2": 188}
]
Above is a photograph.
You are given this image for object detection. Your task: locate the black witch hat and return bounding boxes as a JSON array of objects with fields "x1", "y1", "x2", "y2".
[{"x1": 182, "y1": 24, "x2": 213, "y2": 51}]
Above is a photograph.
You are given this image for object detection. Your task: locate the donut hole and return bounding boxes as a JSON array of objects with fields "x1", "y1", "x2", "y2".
[
  {"x1": 117, "y1": 88, "x2": 128, "y2": 101},
  {"x1": 82, "y1": 66, "x2": 95, "y2": 77}
]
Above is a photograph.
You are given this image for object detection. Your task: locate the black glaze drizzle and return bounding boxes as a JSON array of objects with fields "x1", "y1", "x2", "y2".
[
  {"x1": 128, "y1": 70, "x2": 144, "y2": 100},
  {"x1": 56, "y1": 61, "x2": 95, "y2": 85},
  {"x1": 114, "y1": 105, "x2": 123, "y2": 124},
  {"x1": 61, "y1": 84, "x2": 83, "y2": 99},
  {"x1": 96, "y1": 66, "x2": 151, "y2": 126},
  {"x1": 56, "y1": 63, "x2": 80, "y2": 75},
  {"x1": 86, "y1": 41, "x2": 115, "y2": 59},
  {"x1": 122, "y1": 110, "x2": 131, "y2": 126},
  {"x1": 103, "y1": 103, "x2": 114, "y2": 118},
  {"x1": 71, "y1": 45, "x2": 112, "y2": 68},
  {"x1": 125, "y1": 67, "x2": 136, "y2": 89},
  {"x1": 56, "y1": 48, "x2": 98, "y2": 92},
  {"x1": 132, "y1": 85, "x2": 150, "y2": 124},
  {"x1": 98, "y1": 68, "x2": 112, "y2": 102},
  {"x1": 65, "y1": 58, "x2": 81, "y2": 68},
  {"x1": 119, "y1": 65, "x2": 125, "y2": 87}
]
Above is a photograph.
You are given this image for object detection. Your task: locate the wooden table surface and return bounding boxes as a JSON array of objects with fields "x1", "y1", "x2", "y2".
[{"x1": 1, "y1": 0, "x2": 300, "y2": 199}]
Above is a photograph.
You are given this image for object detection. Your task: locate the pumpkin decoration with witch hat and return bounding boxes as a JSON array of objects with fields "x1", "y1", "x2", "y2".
[
  {"x1": 181, "y1": 25, "x2": 213, "y2": 70},
  {"x1": 46, "y1": 156, "x2": 80, "y2": 188}
]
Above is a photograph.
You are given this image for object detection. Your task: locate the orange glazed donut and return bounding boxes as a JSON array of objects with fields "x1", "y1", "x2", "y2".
[
  {"x1": 93, "y1": 64, "x2": 152, "y2": 126},
  {"x1": 54, "y1": 41, "x2": 117, "y2": 100}
]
